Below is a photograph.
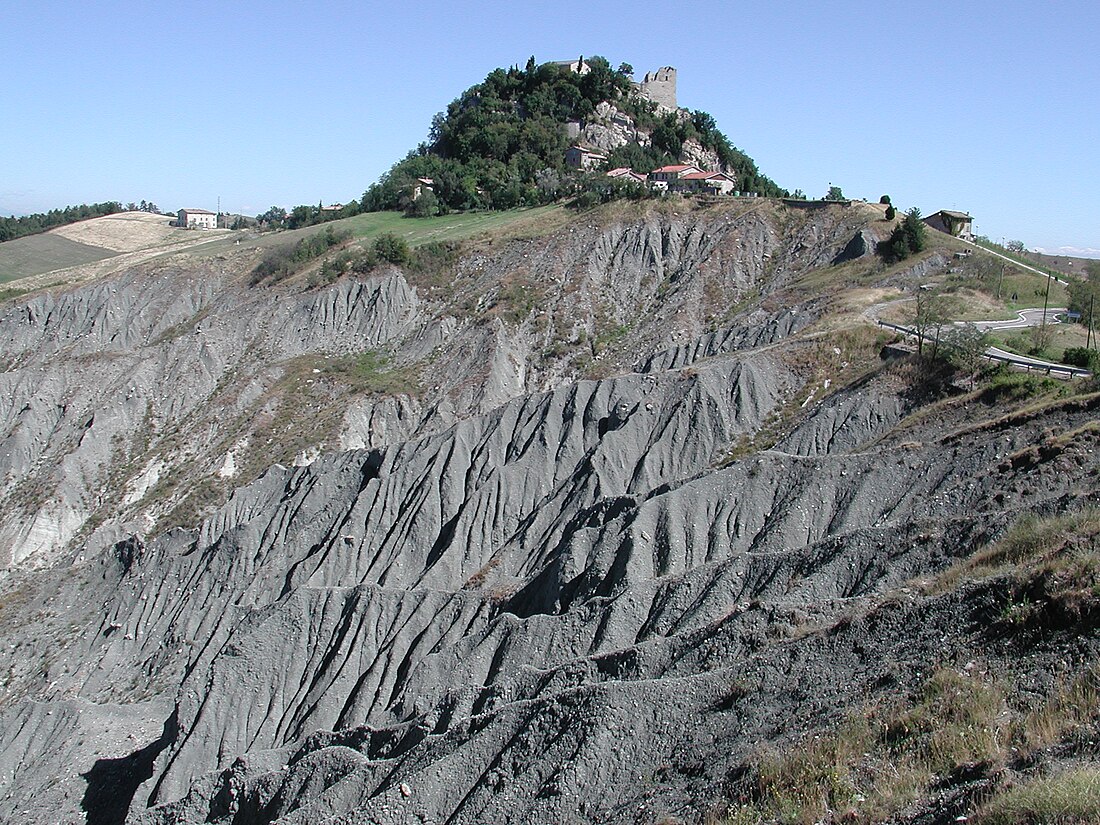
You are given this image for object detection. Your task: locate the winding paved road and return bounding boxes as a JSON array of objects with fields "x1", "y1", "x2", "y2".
[
  {"x1": 868, "y1": 301, "x2": 1090, "y2": 378},
  {"x1": 968, "y1": 307, "x2": 1066, "y2": 331}
]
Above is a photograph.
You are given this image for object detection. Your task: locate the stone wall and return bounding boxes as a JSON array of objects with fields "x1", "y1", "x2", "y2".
[{"x1": 638, "y1": 66, "x2": 677, "y2": 109}]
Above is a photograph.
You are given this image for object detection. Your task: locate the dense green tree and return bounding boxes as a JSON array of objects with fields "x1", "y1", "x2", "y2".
[
  {"x1": 373, "y1": 233, "x2": 409, "y2": 264},
  {"x1": 902, "y1": 207, "x2": 926, "y2": 252},
  {"x1": 650, "y1": 116, "x2": 683, "y2": 158},
  {"x1": 405, "y1": 189, "x2": 440, "y2": 218},
  {"x1": 825, "y1": 185, "x2": 845, "y2": 201},
  {"x1": 360, "y1": 56, "x2": 786, "y2": 213},
  {"x1": 257, "y1": 206, "x2": 288, "y2": 227},
  {"x1": 911, "y1": 289, "x2": 952, "y2": 359},
  {"x1": 943, "y1": 323, "x2": 990, "y2": 387},
  {"x1": 882, "y1": 207, "x2": 927, "y2": 262}
]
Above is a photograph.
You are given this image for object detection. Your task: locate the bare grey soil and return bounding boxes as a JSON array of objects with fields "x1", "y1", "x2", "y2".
[{"x1": 0, "y1": 201, "x2": 1095, "y2": 824}]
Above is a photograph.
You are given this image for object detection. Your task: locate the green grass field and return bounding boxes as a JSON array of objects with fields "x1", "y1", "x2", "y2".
[
  {"x1": 196, "y1": 206, "x2": 569, "y2": 257},
  {"x1": 0, "y1": 232, "x2": 118, "y2": 283}
]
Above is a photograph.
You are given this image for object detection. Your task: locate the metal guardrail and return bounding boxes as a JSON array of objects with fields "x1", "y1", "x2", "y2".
[{"x1": 875, "y1": 320, "x2": 1093, "y2": 379}]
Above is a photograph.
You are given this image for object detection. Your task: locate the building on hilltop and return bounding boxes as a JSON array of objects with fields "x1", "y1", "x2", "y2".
[
  {"x1": 565, "y1": 145, "x2": 608, "y2": 170},
  {"x1": 923, "y1": 210, "x2": 974, "y2": 240},
  {"x1": 177, "y1": 208, "x2": 217, "y2": 229},
  {"x1": 552, "y1": 57, "x2": 591, "y2": 75},
  {"x1": 552, "y1": 60, "x2": 675, "y2": 108},
  {"x1": 636, "y1": 66, "x2": 677, "y2": 109}
]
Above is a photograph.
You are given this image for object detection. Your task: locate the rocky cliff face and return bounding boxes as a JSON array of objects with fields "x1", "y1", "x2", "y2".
[
  {"x1": 571, "y1": 103, "x2": 728, "y2": 176},
  {"x1": 0, "y1": 200, "x2": 1096, "y2": 824}
]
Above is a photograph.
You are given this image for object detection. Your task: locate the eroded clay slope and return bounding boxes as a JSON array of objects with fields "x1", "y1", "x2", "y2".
[{"x1": 5, "y1": 200, "x2": 1085, "y2": 824}]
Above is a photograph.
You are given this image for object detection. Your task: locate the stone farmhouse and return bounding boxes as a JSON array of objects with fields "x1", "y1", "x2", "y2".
[
  {"x1": 674, "y1": 171, "x2": 737, "y2": 195},
  {"x1": 646, "y1": 164, "x2": 702, "y2": 189},
  {"x1": 923, "y1": 210, "x2": 974, "y2": 240},
  {"x1": 410, "y1": 178, "x2": 436, "y2": 201},
  {"x1": 606, "y1": 167, "x2": 647, "y2": 183},
  {"x1": 177, "y1": 208, "x2": 217, "y2": 229},
  {"x1": 552, "y1": 58, "x2": 591, "y2": 75},
  {"x1": 643, "y1": 165, "x2": 737, "y2": 195},
  {"x1": 566, "y1": 145, "x2": 608, "y2": 170}
]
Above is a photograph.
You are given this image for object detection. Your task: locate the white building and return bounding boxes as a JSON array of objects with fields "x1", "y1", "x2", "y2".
[{"x1": 178, "y1": 208, "x2": 217, "y2": 229}]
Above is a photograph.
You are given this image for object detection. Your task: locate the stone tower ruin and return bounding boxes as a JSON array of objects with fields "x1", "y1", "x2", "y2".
[{"x1": 638, "y1": 66, "x2": 677, "y2": 109}]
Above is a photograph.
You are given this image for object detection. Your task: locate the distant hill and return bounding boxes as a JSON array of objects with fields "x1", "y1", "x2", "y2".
[
  {"x1": 0, "y1": 201, "x2": 123, "y2": 243},
  {"x1": 1028, "y1": 250, "x2": 1098, "y2": 279},
  {"x1": 362, "y1": 55, "x2": 785, "y2": 213},
  {"x1": 0, "y1": 212, "x2": 230, "y2": 286}
]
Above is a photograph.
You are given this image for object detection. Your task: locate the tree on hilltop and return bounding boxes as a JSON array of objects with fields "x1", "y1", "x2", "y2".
[
  {"x1": 881, "y1": 207, "x2": 926, "y2": 262},
  {"x1": 361, "y1": 56, "x2": 786, "y2": 213}
]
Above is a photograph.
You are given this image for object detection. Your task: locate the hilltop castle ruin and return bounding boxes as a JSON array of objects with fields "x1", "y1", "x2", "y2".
[
  {"x1": 637, "y1": 66, "x2": 677, "y2": 109},
  {"x1": 555, "y1": 59, "x2": 677, "y2": 110}
]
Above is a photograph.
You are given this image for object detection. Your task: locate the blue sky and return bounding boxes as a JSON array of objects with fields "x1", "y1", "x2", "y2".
[{"x1": 2, "y1": 0, "x2": 1097, "y2": 254}]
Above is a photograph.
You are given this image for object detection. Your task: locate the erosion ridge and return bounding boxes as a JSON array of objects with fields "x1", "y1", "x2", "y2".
[{"x1": 0, "y1": 199, "x2": 1097, "y2": 824}]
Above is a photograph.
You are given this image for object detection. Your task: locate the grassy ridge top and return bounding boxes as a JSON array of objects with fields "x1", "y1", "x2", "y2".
[{"x1": 198, "y1": 205, "x2": 569, "y2": 259}]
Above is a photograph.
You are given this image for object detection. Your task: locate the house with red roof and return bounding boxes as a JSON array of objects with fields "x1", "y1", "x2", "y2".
[
  {"x1": 671, "y1": 171, "x2": 738, "y2": 195},
  {"x1": 647, "y1": 164, "x2": 703, "y2": 188}
]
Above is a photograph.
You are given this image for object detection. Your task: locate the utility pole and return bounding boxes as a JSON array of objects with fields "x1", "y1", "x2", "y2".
[
  {"x1": 1039, "y1": 269, "x2": 1053, "y2": 349},
  {"x1": 1088, "y1": 293, "x2": 1095, "y2": 351},
  {"x1": 996, "y1": 263, "x2": 1005, "y2": 300}
]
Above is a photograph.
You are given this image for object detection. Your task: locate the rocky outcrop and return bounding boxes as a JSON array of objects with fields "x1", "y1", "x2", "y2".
[{"x1": 573, "y1": 102, "x2": 650, "y2": 154}]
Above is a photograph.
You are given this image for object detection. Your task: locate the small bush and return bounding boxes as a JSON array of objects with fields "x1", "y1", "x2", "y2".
[
  {"x1": 879, "y1": 207, "x2": 926, "y2": 262},
  {"x1": 320, "y1": 350, "x2": 420, "y2": 396},
  {"x1": 373, "y1": 233, "x2": 410, "y2": 265},
  {"x1": 0, "y1": 287, "x2": 29, "y2": 302},
  {"x1": 1062, "y1": 346, "x2": 1100, "y2": 372},
  {"x1": 978, "y1": 370, "x2": 1066, "y2": 404},
  {"x1": 251, "y1": 226, "x2": 352, "y2": 285}
]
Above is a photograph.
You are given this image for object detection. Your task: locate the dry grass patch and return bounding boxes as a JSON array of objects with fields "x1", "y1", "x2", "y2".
[
  {"x1": 977, "y1": 767, "x2": 1100, "y2": 824},
  {"x1": 717, "y1": 509, "x2": 1100, "y2": 824},
  {"x1": 720, "y1": 663, "x2": 1100, "y2": 825},
  {"x1": 924, "y1": 508, "x2": 1100, "y2": 600},
  {"x1": 722, "y1": 668, "x2": 1010, "y2": 825}
]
